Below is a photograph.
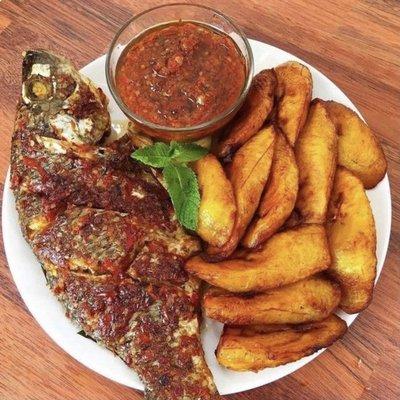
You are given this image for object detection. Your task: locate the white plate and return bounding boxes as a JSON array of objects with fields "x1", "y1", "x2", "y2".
[{"x1": 2, "y1": 39, "x2": 391, "y2": 395}]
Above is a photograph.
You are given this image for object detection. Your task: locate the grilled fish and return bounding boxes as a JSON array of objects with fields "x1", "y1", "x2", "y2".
[{"x1": 11, "y1": 50, "x2": 219, "y2": 399}]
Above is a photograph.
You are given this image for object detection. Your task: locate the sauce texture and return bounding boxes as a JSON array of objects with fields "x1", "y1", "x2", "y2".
[{"x1": 116, "y1": 21, "x2": 246, "y2": 128}]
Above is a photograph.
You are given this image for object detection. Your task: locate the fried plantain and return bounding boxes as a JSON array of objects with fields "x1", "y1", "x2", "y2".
[
  {"x1": 324, "y1": 101, "x2": 387, "y2": 189},
  {"x1": 206, "y1": 126, "x2": 276, "y2": 259},
  {"x1": 242, "y1": 130, "x2": 298, "y2": 248},
  {"x1": 216, "y1": 69, "x2": 276, "y2": 158},
  {"x1": 294, "y1": 99, "x2": 337, "y2": 224},
  {"x1": 187, "y1": 224, "x2": 331, "y2": 292},
  {"x1": 327, "y1": 167, "x2": 377, "y2": 313},
  {"x1": 216, "y1": 314, "x2": 347, "y2": 371},
  {"x1": 274, "y1": 61, "x2": 312, "y2": 146},
  {"x1": 194, "y1": 154, "x2": 236, "y2": 248},
  {"x1": 203, "y1": 275, "x2": 341, "y2": 325}
]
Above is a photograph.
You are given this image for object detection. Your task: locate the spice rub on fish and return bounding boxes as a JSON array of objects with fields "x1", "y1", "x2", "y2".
[{"x1": 11, "y1": 50, "x2": 219, "y2": 399}]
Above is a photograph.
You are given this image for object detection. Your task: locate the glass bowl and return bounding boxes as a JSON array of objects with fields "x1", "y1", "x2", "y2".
[{"x1": 106, "y1": 3, "x2": 254, "y2": 142}]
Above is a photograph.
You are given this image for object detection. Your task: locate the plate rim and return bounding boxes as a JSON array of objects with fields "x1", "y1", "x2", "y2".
[{"x1": 2, "y1": 38, "x2": 392, "y2": 395}]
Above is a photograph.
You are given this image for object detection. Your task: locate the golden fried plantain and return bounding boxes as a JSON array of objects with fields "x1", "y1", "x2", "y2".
[
  {"x1": 216, "y1": 69, "x2": 276, "y2": 158},
  {"x1": 274, "y1": 61, "x2": 312, "y2": 146},
  {"x1": 294, "y1": 99, "x2": 337, "y2": 224},
  {"x1": 229, "y1": 324, "x2": 291, "y2": 335},
  {"x1": 187, "y1": 224, "x2": 331, "y2": 292},
  {"x1": 216, "y1": 314, "x2": 347, "y2": 371},
  {"x1": 206, "y1": 126, "x2": 276, "y2": 259},
  {"x1": 242, "y1": 130, "x2": 298, "y2": 248},
  {"x1": 203, "y1": 275, "x2": 341, "y2": 325},
  {"x1": 324, "y1": 101, "x2": 387, "y2": 189},
  {"x1": 327, "y1": 167, "x2": 377, "y2": 313},
  {"x1": 193, "y1": 154, "x2": 236, "y2": 247}
]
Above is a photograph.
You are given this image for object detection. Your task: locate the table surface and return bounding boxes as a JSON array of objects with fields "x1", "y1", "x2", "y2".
[{"x1": 0, "y1": 0, "x2": 399, "y2": 399}]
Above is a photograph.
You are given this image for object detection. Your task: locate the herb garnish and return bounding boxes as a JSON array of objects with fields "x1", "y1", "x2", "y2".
[{"x1": 131, "y1": 141, "x2": 208, "y2": 230}]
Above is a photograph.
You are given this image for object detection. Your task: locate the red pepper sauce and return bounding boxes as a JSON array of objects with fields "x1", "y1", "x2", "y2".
[{"x1": 116, "y1": 21, "x2": 246, "y2": 128}]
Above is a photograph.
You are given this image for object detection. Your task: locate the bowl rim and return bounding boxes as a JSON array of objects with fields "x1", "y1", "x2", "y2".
[{"x1": 105, "y1": 2, "x2": 254, "y2": 134}]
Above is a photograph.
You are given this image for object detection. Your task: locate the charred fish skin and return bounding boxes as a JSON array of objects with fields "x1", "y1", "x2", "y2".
[{"x1": 11, "y1": 50, "x2": 219, "y2": 399}]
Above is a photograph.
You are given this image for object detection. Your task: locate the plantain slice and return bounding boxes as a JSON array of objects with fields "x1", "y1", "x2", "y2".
[
  {"x1": 294, "y1": 99, "x2": 338, "y2": 224},
  {"x1": 187, "y1": 224, "x2": 331, "y2": 292},
  {"x1": 216, "y1": 314, "x2": 347, "y2": 371},
  {"x1": 206, "y1": 126, "x2": 276, "y2": 260},
  {"x1": 194, "y1": 154, "x2": 236, "y2": 248},
  {"x1": 242, "y1": 130, "x2": 298, "y2": 248},
  {"x1": 327, "y1": 167, "x2": 377, "y2": 313},
  {"x1": 203, "y1": 275, "x2": 341, "y2": 325},
  {"x1": 274, "y1": 61, "x2": 312, "y2": 146},
  {"x1": 323, "y1": 100, "x2": 387, "y2": 189},
  {"x1": 216, "y1": 69, "x2": 276, "y2": 158}
]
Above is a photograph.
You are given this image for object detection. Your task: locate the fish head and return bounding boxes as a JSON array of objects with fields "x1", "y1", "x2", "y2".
[
  {"x1": 22, "y1": 50, "x2": 74, "y2": 107},
  {"x1": 21, "y1": 50, "x2": 110, "y2": 145}
]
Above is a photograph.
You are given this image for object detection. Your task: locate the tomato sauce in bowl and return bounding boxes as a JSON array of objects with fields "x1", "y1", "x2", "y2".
[
  {"x1": 116, "y1": 21, "x2": 246, "y2": 129},
  {"x1": 106, "y1": 4, "x2": 253, "y2": 141}
]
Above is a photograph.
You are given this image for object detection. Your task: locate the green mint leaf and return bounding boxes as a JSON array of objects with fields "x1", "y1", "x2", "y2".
[
  {"x1": 163, "y1": 163, "x2": 200, "y2": 230},
  {"x1": 131, "y1": 140, "x2": 207, "y2": 230},
  {"x1": 169, "y1": 141, "x2": 208, "y2": 163},
  {"x1": 131, "y1": 142, "x2": 171, "y2": 168}
]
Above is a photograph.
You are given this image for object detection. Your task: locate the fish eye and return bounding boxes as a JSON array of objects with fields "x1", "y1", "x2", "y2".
[{"x1": 23, "y1": 76, "x2": 53, "y2": 102}]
